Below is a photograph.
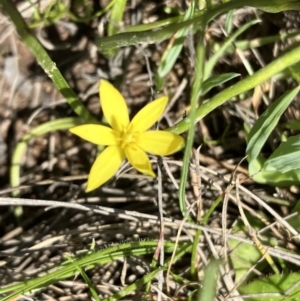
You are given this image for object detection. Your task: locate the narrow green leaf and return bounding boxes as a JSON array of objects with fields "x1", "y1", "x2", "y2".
[
  {"x1": 179, "y1": 28, "x2": 205, "y2": 220},
  {"x1": 103, "y1": 268, "x2": 164, "y2": 301},
  {"x1": 96, "y1": 0, "x2": 300, "y2": 52},
  {"x1": 205, "y1": 19, "x2": 260, "y2": 79},
  {"x1": 246, "y1": 87, "x2": 300, "y2": 163},
  {"x1": 108, "y1": 0, "x2": 126, "y2": 36},
  {"x1": 167, "y1": 45, "x2": 300, "y2": 135},
  {"x1": 258, "y1": 0, "x2": 300, "y2": 13},
  {"x1": 155, "y1": 1, "x2": 195, "y2": 90},
  {"x1": 200, "y1": 73, "x2": 240, "y2": 96}
]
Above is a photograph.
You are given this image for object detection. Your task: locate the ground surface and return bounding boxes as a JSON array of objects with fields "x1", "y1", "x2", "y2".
[{"x1": 1, "y1": 1, "x2": 300, "y2": 300}]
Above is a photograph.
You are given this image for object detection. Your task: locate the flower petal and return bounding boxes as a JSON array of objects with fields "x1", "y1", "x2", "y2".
[
  {"x1": 128, "y1": 96, "x2": 168, "y2": 132},
  {"x1": 86, "y1": 145, "x2": 125, "y2": 192},
  {"x1": 137, "y1": 131, "x2": 184, "y2": 155},
  {"x1": 124, "y1": 145, "x2": 156, "y2": 177},
  {"x1": 70, "y1": 124, "x2": 119, "y2": 145},
  {"x1": 99, "y1": 80, "x2": 130, "y2": 132}
]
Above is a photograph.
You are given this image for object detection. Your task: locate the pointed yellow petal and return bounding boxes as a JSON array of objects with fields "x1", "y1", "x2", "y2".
[
  {"x1": 124, "y1": 145, "x2": 156, "y2": 177},
  {"x1": 86, "y1": 146, "x2": 125, "y2": 192},
  {"x1": 70, "y1": 124, "x2": 120, "y2": 145},
  {"x1": 99, "y1": 80, "x2": 130, "y2": 132},
  {"x1": 137, "y1": 131, "x2": 184, "y2": 156},
  {"x1": 128, "y1": 96, "x2": 168, "y2": 132}
]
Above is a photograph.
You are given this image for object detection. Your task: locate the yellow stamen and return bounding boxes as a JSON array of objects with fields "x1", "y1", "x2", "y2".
[{"x1": 120, "y1": 129, "x2": 137, "y2": 149}]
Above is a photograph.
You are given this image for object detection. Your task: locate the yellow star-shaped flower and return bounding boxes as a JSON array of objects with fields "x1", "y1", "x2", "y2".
[{"x1": 70, "y1": 80, "x2": 184, "y2": 192}]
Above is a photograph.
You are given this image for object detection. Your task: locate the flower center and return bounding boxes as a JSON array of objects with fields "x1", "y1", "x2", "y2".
[{"x1": 120, "y1": 129, "x2": 137, "y2": 149}]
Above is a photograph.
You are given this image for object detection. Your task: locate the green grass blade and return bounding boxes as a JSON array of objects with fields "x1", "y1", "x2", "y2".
[
  {"x1": 167, "y1": 45, "x2": 300, "y2": 135},
  {"x1": 197, "y1": 260, "x2": 220, "y2": 301},
  {"x1": 264, "y1": 134, "x2": 300, "y2": 173},
  {"x1": 103, "y1": 267, "x2": 164, "y2": 301},
  {"x1": 108, "y1": 0, "x2": 126, "y2": 36},
  {"x1": 0, "y1": 0, "x2": 95, "y2": 121},
  {"x1": 0, "y1": 240, "x2": 162, "y2": 298},
  {"x1": 200, "y1": 73, "x2": 240, "y2": 96},
  {"x1": 65, "y1": 254, "x2": 100, "y2": 301},
  {"x1": 155, "y1": 1, "x2": 195, "y2": 90},
  {"x1": 179, "y1": 28, "x2": 205, "y2": 220},
  {"x1": 235, "y1": 29, "x2": 300, "y2": 51},
  {"x1": 204, "y1": 19, "x2": 261, "y2": 79},
  {"x1": 96, "y1": 0, "x2": 300, "y2": 52},
  {"x1": 0, "y1": 241, "x2": 189, "y2": 300},
  {"x1": 258, "y1": 1, "x2": 300, "y2": 12}
]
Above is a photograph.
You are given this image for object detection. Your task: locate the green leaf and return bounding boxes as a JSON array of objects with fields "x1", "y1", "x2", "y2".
[
  {"x1": 228, "y1": 215, "x2": 276, "y2": 283},
  {"x1": 155, "y1": 0, "x2": 195, "y2": 90},
  {"x1": 246, "y1": 87, "x2": 300, "y2": 164},
  {"x1": 239, "y1": 273, "x2": 300, "y2": 300},
  {"x1": 288, "y1": 200, "x2": 300, "y2": 236},
  {"x1": 229, "y1": 239, "x2": 264, "y2": 283},
  {"x1": 96, "y1": 1, "x2": 300, "y2": 52},
  {"x1": 246, "y1": 87, "x2": 300, "y2": 186},
  {"x1": 105, "y1": 0, "x2": 127, "y2": 57},
  {"x1": 263, "y1": 134, "x2": 300, "y2": 173},
  {"x1": 107, "y1": 0, "x2": 126, "y2": 36},
  {"x1": 250, "y1": 156, "x2": 300, "y2": 185},
  {"x1": 167, "y1": 44, "x2": 300, "y2": 135},
  {"x1": 200, "y1": 73, "x2": 240, "y2": 96}
]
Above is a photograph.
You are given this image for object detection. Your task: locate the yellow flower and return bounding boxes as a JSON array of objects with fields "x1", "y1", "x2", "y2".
[{"x1": 70, "y1": 80, "x2": 184, "y2": 192}]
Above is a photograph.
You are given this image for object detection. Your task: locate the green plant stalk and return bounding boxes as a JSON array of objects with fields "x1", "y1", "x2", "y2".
[
  {"x1": 108, "y1": 0, "x2": 126, "y2": 36},
  {"x1": 96, "y1": 0, "x2": 300, "y2": 51},
  {"x1": 179, "y1": 29, "x2": 205, "y2": 220},
  {"x1": 188, "y1": 30, "x2": 205, "y2": 280},
  {"x1": 191, "y1": 227, "x2": 201, "y2": 281},
  {"x1": 0, "y1": 0, "x2": 95, "y2": 122},
  {"x1": 168, "y1": 43, "x2": 300, "y2": 135},
  {"x1": 190, "y1": 194, "x2": 223, "y2": 281},
  {"x1": 235, "y1": 29, "x2": 300, "y2": 51},
  {"x1": 144, "y1": 256, "x2": 158, "y2": 293},
  {"x1": 179, "y1": 29, "x2": 205, "y2": 277},
  {"x1": 201, "y1": 195, "x2": 223, "y2": 226}
]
